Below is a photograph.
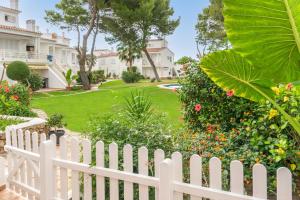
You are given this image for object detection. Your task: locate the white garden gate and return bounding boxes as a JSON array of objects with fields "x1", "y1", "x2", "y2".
[{"x1": 3, "y1": 127, "x2": 294, "y2": 200}]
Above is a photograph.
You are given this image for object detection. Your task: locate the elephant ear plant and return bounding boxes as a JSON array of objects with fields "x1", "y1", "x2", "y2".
[{"x1": 200, "y1": 0, "x2": 300, "y2": 135}]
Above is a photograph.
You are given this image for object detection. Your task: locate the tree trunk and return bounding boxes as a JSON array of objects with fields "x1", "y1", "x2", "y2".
[
  {"x1": 79, "y1": 57, "x2": 91, "y2": 90},
  {"x1": 143, "y1": 49, "x2": 161, "y2": 82}
]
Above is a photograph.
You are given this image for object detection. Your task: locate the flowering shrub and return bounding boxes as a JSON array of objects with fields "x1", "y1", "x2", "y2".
[
  {"x1": 178, "y1": 64, "x2": 299, "y2": 194},
  {"x1": 0, "y1": 82, "x2": 35, "y2": 117},
  {"x1": 179, "y1": 63, "x2": 257, "y2": 133}
]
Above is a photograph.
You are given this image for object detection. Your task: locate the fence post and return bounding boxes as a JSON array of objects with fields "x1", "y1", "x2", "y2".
[
  {"x1": 159, "y1": 159, "x2": 174, "y2": 200},
  {"x1": 0, "y1": 157, "x2": 6, "y2": 191},
  {"x1": 40, "y1": 141, "x2": 55, "y2": 200}
]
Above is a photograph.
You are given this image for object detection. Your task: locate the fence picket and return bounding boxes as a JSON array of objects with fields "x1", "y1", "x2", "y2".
[
  {"x1": 190, "y1": 154, "x2": 202, "y2": 200},
  {"x1": 40, "y1": 141, "x2": 55, "y2": 200},
  {"x1": 252, "y1": 164, "x2": 267, "y2": 199},
  {"x1": 172, "y1": 152, "x2": 183, "y2": 200},
  {"x1": 209, "y1": 157, "x2": 222, "y2": 190},
  {"x1": 230, "y1": 160, "x2": 244, "y2": 194},
  {"x1": 49, "y1": 134, "x2": 57, "y2": 197},
  {"x1": 109, "y1": 142, "x2": 119, "y2": 200},
  {"x1": 124, "y1": 144, "x2": 133, "y2": 200},
  {"x1": 138, "y1": 147, "x2": 149, "y2": 200},
  {"x1": 3, "y1": 130, "x2": 294, "y2": 200},
  {"x1": 60, "y1": 136, "x2": 68, "y2": 200},
  {"x1": 11, "y1": 128, "x2": 19, "y2": 193},
  {"x1": 159, "y1": 159, "x2": 174, "y2": 200},
  {"x1": 25, "y1": 131, "x2": 33, "y2": 200},
  {"x1": 96, "y1": 141, "x2": 105, "y2": 200},
  {"x1": 154, "y1": 149, "x2": 165, "y2": 200},
  {"x1": 18, "y1": 129, "x2": 26, "y2": 197},
  {"x1": 71, "y1": 137, "x2": 80, "y2": 200},
  {"x1": 83, "y1": 139, "x2": 92, "y2": 200},
  {"x1": 277, "y1": 167, "x2": 292, "y2": 200},
  {"x1": 31, "y1": 132, "x2": 39, "y2": 195},
  {"x1": 40, "y1": 133, "x2": 46, "y2": 144},
  {"x1": 5, "y1": 128, "x2": 12, "y2": 190}
]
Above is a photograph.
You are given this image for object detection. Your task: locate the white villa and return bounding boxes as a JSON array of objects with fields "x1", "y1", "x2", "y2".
[
  {"x1": 94, "y1": 39, "x2": 176, "y2": 78},
  {"x1": 0, "y1": 0, "x2": 78, "y2": 88}
]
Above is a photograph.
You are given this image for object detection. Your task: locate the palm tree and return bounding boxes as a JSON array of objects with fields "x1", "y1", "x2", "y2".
[
  {"x1": 117, "y1": 43, "x2": 142, "y2": 71},
  {"x1": 63, "y1": 69, "x2": 78, "y2": 90}
]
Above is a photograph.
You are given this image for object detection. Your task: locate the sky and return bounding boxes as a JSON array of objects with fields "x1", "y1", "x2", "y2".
[{"x1": 10, "y1": 0, "x2": 210, "y2": 60}]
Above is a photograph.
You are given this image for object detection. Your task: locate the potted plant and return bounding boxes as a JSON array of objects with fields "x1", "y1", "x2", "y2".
[{"x1": 46, "y1": 113, "x2": 66, "y2": 145}]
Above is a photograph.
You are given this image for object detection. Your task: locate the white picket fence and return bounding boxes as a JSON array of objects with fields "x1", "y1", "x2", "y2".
[{"x1": 3, "y1": 127, "x2": 294, "y2": 200}]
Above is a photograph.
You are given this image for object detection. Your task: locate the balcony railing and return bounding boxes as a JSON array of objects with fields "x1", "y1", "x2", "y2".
[{"x1": 0, "y1": 50, "x2": 49, "y2": 63}]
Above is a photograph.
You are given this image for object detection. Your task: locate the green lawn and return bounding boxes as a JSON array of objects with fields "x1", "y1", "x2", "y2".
[{"x1": 32, "y1": 80, "x2": 182, "y2": 132}]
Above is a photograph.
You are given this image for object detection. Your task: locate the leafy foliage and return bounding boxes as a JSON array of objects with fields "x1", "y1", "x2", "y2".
[
  {"x1": 0, "y1": 82, "x2": 35, "y2": 117},
  {"x1": 90, "y1": 70, "x2": 106, "y2": 84},
  {"x1": 125, "y1": 91, "x2": 153, "y2": 122},
  {"x1": 6, "y1": 61, "x2": 30, "y2": 81},
  {"x1": 22, "y1": 73, "x2": 43, "y2": 92},
  {"x1": 223, "y1": 0, "x2": 300, "y2": 83},
  {"x1": 200, "y1": 0, "x2": 300, "y2": 135},
  {"x1": 121, "y1": 69, "x2": 142, "y2": 83},
  {"x1": 46, "y1": 113, "x2": 66, "y2": 131},
  {"x1": 178, "y1": 65, "x2": 299, "y2": 193},
  {"x1": 103, "y1": 0, "x2": 180, "y2": 81},
  {"x1": 63, "y1": 69, "x2": 78, "y2": 88},
  {"x1": 195, "y1": 0, "x2": 229, "y2": 57},
  {"x1": 175, "y1": 56, "x2": 197, "y2": 65}
]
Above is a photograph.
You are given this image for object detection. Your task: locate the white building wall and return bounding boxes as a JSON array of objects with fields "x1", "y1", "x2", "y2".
[{"x1": 0, "y1": 9, "x2": 19, "y2": 27}]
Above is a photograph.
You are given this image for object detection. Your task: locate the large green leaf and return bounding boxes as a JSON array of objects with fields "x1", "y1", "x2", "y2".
[
  {"x1": 200, "y1": 50, "x2": 300, "y2": 135},
  {"x1": 223, "y1": 0, "x2": 300, "y2": 83},
  {"x1": 200, "y1": 50, "x2": 274, "y2": 102}
]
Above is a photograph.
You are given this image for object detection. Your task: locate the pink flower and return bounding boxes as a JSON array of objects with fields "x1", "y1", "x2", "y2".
[
  {"x1": 286, "y1": 83, "x2": 293, "y2": 91},
  {"x1": 172, "y1": 88, "x2": 177, "y2": 92},
  {"x1": 227, "y1": 89, "x2": 235, "y2": 97},
  {"x1": 194, "y1": 104, "x2": 202, "y2": 112}
]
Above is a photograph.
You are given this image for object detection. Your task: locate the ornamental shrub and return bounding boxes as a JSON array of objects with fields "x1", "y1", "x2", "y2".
[
  {"x1": 84, "y1": 92, "x2": 174, "y2": 199},
  {"x1": 178, "y1": 63, "x2": 299, "y2": 194},
  {"x1": 21, "y1": 72, "x2": 43, "y2": 91},
  {"x1": 6, "y1": 61, "x2": 30, "y2": 81},
  {"x1": 0, "y1": 82, "x2": 35, "y2": 117},
  {"x1": 121, "y1": 68, "x2": 143, "y2": 83},
  {"x1": 90, "y1": 70, "x2": 106, "y2": 84},
  {"x1": 178, "y1": 63, "x2": 258, "y2": 133}
]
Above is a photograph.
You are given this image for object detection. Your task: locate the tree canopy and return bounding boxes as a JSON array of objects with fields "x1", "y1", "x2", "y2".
[{"x1": 102, "y1": 0, "x2": 180, "y2": 81}]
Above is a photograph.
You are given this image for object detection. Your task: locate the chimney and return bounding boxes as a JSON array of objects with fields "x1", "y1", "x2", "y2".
[
  {"x1": 10, "y1": 0, "x2": 19, "y2": 10},
  {"x1": 26, "y1": 20, "x2": 36, "y2": 32}
]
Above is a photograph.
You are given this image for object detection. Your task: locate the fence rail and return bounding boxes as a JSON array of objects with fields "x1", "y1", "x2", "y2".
[{"x1": 3, "y1": 127, "x2": 294, "y2": 200}]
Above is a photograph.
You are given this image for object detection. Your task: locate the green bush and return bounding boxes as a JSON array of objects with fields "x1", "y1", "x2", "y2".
[
  {"x1": 46, "y1": 113, "x2": 66, "y2": 131},
  {"x1": 179, "y1": 63, "x2": 257, "y2": 133},
  {"x1": 0, "y1": 118, "x2": 23, "y2": 131},
  {"x1": 0, "y1": 82, "x2": 35, "y2": 117},
  {"x1": 121, "y1": 70, "x2": 142, "y2": 83},
  {"x1": 6, "y1": 61, "x2": 30, "y2": 81},
  {"x1": 178, "y1": 63, "x2": 299, "y2": 193},
  {"x1": 91, "y1": 70, "x2": 106, "y2": 84},
  {"x1": 84, "y1": 92, "x2": 174, "y2": 199},
  {"x1": 21, "y1": 72, "x2": 43, "y2": 91}
]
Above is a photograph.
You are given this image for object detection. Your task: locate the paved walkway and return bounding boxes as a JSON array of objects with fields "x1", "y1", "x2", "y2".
[{"x1": 32, "y1": 109, "x2": 81, "y2": 136}]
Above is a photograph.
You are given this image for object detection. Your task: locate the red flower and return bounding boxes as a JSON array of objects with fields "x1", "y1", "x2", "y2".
[
  {"x1": 11, "y1": 95, "x2": 19, "y2": 101},
  {"x1": 226, "y1": 89, "x2": 235, "y2": 97},
  {"x1": 194, "y1": 104, "x2": 202, "y2": 112},
  {"x1": 207, "y1": 125, "x2": 214, "y2": 134},
  {"x1": 286, "y1": 83, "x2": 293, "y2": 91},
  {"x1": 4, "y1": 87, "x2": 10, "y2": 93}
]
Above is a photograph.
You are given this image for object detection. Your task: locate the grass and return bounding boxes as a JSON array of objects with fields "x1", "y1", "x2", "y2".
[{"x1": 31, "y1": 80, "x2": 182, "y2": 132}]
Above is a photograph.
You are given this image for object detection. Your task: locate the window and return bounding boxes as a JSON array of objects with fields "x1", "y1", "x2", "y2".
[{"x1": 5, "y1": 15, "x2": 16, "y2": 23}]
